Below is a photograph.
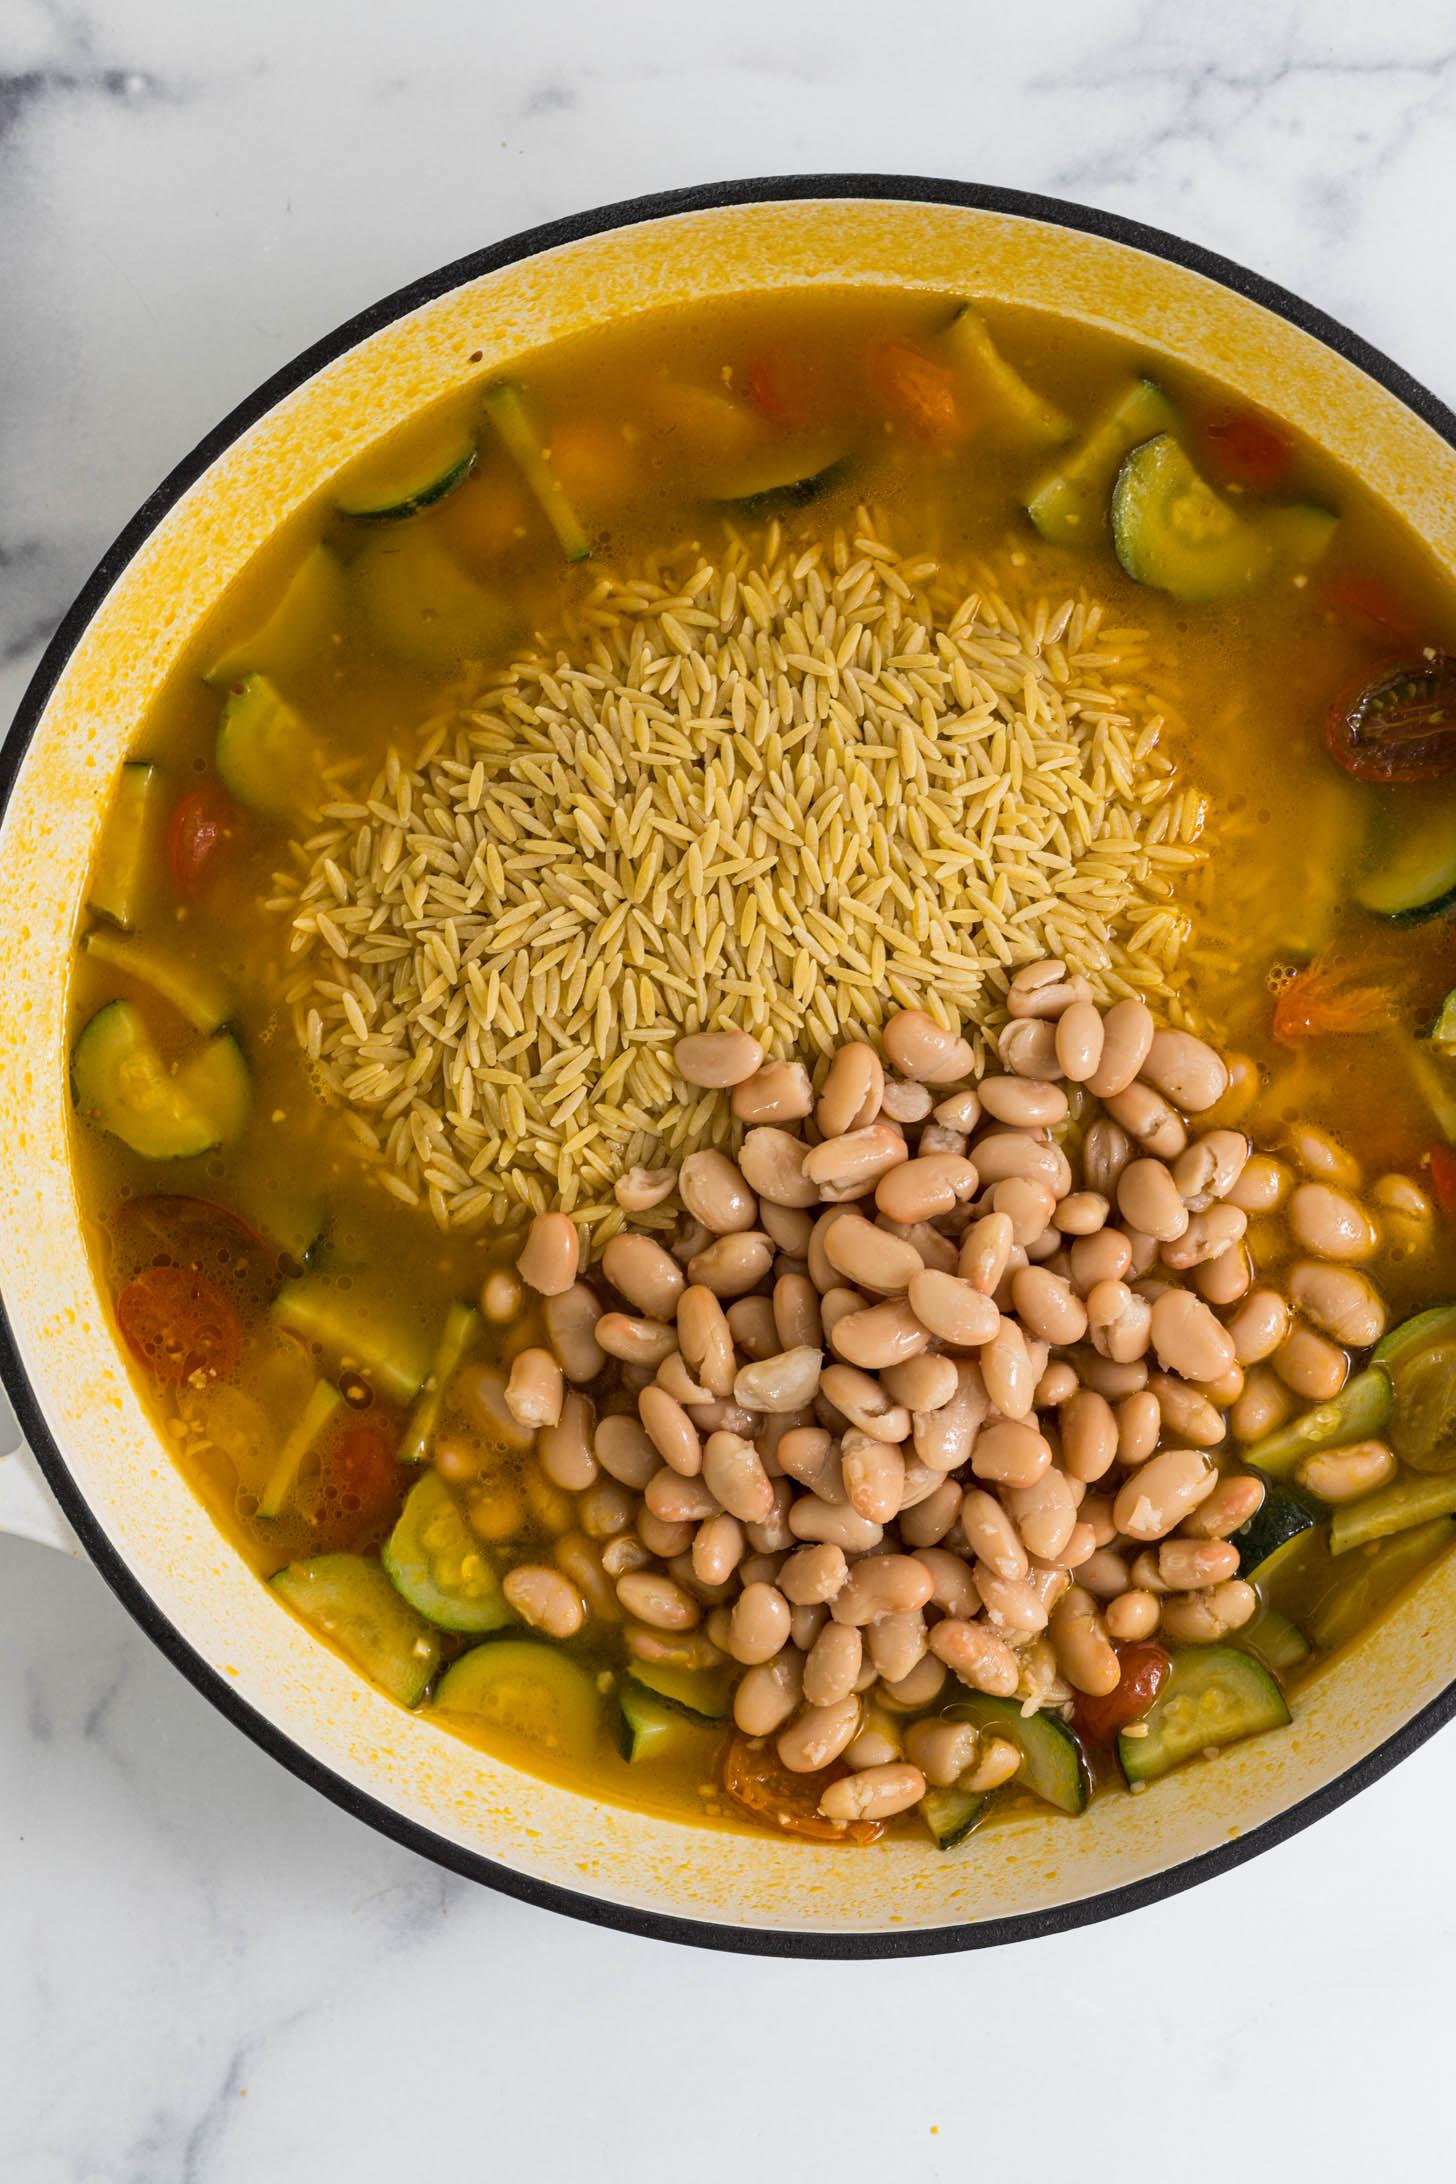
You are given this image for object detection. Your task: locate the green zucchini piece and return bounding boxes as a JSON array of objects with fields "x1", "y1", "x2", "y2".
[
  {"x1": 1027, "y1": 377, "x2": 1177, "y2": 546},
  {"x1": 629, "y1": 1657, "x2": 733, "y2": 1722},
  {"x1": 72, "y1": 1001, "x2": 251, "y2": 1159},
  {"x1": 942, "y1": 304, "x2": 1072, "y2": 448},
  {"x1": 1243, "y1": 1520, "x2": 1330, "y2": 1617},
  {"x1": 482, "y1": 382, "x2": 592, "y2": 561},
  {"x1": 1261, "y1": 504, "x2": 1339, "y2": 570},
  {"x1": 710, "y1": 451, "x2": 849, "y2": 515},
  {"x1": 920, "y1": 1785, "x2": 988, "y2": 1850},
  {"x1": 88, "y1": 762, "x2": 167, "y2": 929},
  {"x1": 1119, "y1": 1647, "x2": 1289, "y2": 1785},
  {"x1": 1354, "y1": 789, "x2": 1456, "y2": 922},
  {"x1": 271, "y1": 1277, "x2": 432, "y2": 1406},
  {"x1": 1386, "y1": 1339, "x2": 1456, "y2": 1474},
  {"x1": 214, "y1": 674, "x2": 319, "y2": 824},
  {"x1": 382, "y1": 1472, "x2": 514, "y2": 1635},
  {"x1": 617, "y1": 1679, "x2": 706, "y2": 1763},
  {"x1": 1240, "y1": 1603, "x2": 1312, "y2": 1675},
  {"x1": 82, "y1": 926, "x2": 233, "y2": 1034},
  {"x1": 433, "y1": 1638, "x2": 601, "y2": 1759},
  {"x1": 1305, "y1": 1515, "x2": 1456, "y2": 1651},
  {"x1": 948, "y1": 1693, "x2": 1089, "y2": 1814},
  {"x1": 1429, "y1": 992, "x2": 1456, "y2": 1051},
  {"x1": 398, "y1": 1302, "x2": 482, "y2": 1464},
  {"x1": 353, "y1": 528, "x2": 517, "y2": 673},
  {"x1": 1330, "y1": 1471, "x2": 1456, "y2": 1555},
  {"x1": 258, "y1": 1378, "x2": 344, "y2": 1519},
  {"x1": 1112, "y1": 435, "x2": 1275, "y2": 602},
  {"x1": 1233, "y1": 1487, "x2": 1318, "y2": 1581},
  {"x1": 1243, "y1": 1365, "x2": 1392, "y2": 1478},
  {"x1": 205, "y1": 546, "x2": 346, "y2": 687},
  {"x1": 335, "y1": 425, "x2": 477, "y2": 523},
  {"x1": 1375, "y1": 1305, "x2": 1456, "y2": 1371},
  {"x1": 272, "y1": 1553, "x2": 441, "y2": 1706}
]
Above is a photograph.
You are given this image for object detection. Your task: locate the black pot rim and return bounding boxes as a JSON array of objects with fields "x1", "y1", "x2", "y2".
[{"x1": 5, "y1": 171, "x2": 1455, "y2": 1961}]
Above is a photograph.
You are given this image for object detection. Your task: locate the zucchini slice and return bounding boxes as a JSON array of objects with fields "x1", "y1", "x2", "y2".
[
  {"x1": 382, "y1": 1473, "x2": 515, "y2": 1635},
  {"x1": 271, "y1": 1277, "x2": 433, "y2": 1407},
  {"x1": 942, "y1": 304, "x2": 1072, "y2": 449},
  {"x1": 214, "y1": 674, "x2": 319, "y2": 823},
  {"x1": 88, "y1": 762, "x2": 167, "y2": 930},
  {"x1": 947, "y1": 1693, "x2": 1089, "y2": 1814},
  {"x1": 1243, "y1": 1365, "x2": 1392, "y2": 1478},
  {"x1": 1375, "y1": 1305, "x2": 1456, "y2": 1371},
  {"x1": 1354, "y1": 789, "x2": 1456, "y2": 922},
  {"x1": 1306, "y1": 1515, "x2": 1456, "y2": 1651},
  {"x1": 257, "y1": 1378, "x2": 344, "y2": 1519},
  {"x1": 617, "y1": 1678, "x2": 707, "y2": 1763},
  {"x1": 1112, "y1": 435, "x2": 1275, "y2": 602},
  {"x1": 82, "y1": 926, "x2": 234, "y2": 1035},
  {"x1": 352, "y1": 528, "x2": 517, "y2": 673},
  {"x1": 398, "y1": 1301, "x2": 483, "y2": 1465},
  {"x1": 71, "y1": 1001, "x2": 251, "y2": 1159},
  {"x1": 1429, "y1": 993, "x2": 1456, "y2": 1051},
  {"x1": 272, "y1": 1552, "x2": 441, "y2": 1706},
  {"x1": 482, "y1": 382, "x2": 592, "y2": 561},
  {"x1": 711, "y1": 451, "x2": 849, "y2": 515},
  {"x1": 1330, "y1": 1471, "x2": 1456, "y2": 1555},
  {"x1": 920, "y1": 1785, "x2": 987, "y2": 1850},
  {"x1": 1241, "y1": 1519, "x2": 1330, "y2": 1618},
  {"x1": 628, "y1": 1657, "x2": 733, "y2": 1722},
  {"x1": 1233, "y1": 1487, "x2": 1318, "y2": 1581},
  {"x1": 433, "y1": 1638, "x2": 601, "y2": 1760},
  {"x1": 1027, "y1": 377, "x2": 1177, "y2": 546},
  {"x1": 1383, "y1": 1318, "x2": 1456, "y2": 1474},
  {"x1": 335, "y1": 425, "x2": 477, "y2": 523},
  {"x1": 205, "y1": 545, "x2": 346, "y2": 687},
  {"x1": 1118, "y1": 1647, "x2": 1289, "y2": 1785},
  {"x1": 1240, "y1": 1603, "x2": 1312, "y2": 1675}
]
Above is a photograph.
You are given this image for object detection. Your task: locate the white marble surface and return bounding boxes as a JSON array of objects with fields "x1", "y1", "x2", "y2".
[{"x1": 6, "y1": 1, "x2": 1456, "y2": 2175}]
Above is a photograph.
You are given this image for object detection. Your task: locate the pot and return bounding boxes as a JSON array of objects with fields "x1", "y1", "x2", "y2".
[{"x1": 4, "y1": 176, "x2": 1456, "y2": 1957}]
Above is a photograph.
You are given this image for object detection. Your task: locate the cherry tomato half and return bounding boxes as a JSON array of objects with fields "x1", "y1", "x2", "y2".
[
  {"x1": 1427, "y1": 1146, "x2": 1456, "y2": 1223},
  {"x1": 744, "y1": 350, "x2": 814, "y2": 428},
  {"x1": 1327, "y1": 655, "x2": 1456, "y2": 783},
  {"x1": 720, "y1": 1733, "x2": 884, "y2": 1844},
  {"x1": 1323, "y1": 572, "x2": 1421, "y2": 649},
  {"x1": 1272, "y1": 948, "x2": 1409, "y2": 1044},
  {"x1": 1073, "y1": 1642, "x2": 1171, "y2": 1746},
  {"x1": 167, "y1": 783, "x2": 246, "y2": 900},
  {"x1": 867, "y1": 339, "x2": 966, "y2": 449},
  {"x1": 1201, "y1": 408, "x2": 1292, "y2": 489},
  {"x1": 311, "y1": 1422, "x2": 404, "y2": 1550},
  {"x1": 115, "y1": 1265, "x2": 244, "y2": 1384}
]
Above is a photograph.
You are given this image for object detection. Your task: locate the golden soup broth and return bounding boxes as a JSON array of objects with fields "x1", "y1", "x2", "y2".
[{"x1": 68, "y1": 286, "x2": 1456, "y2": 1837}]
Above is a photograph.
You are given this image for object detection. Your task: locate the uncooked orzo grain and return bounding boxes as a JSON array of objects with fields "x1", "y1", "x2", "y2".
[{"x1": 275, "y1": 510, "x2": 1205, "y2": 1236}]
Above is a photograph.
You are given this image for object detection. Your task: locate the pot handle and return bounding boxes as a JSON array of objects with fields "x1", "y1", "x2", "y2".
[{"x1": 0, "y1": 1382, "x2": 78, "y2": 1553}]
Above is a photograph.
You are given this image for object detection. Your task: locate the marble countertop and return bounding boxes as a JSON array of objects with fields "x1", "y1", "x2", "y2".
[{"x1": 6, "y1": 1, "x2": 1456, "y2": 2176}]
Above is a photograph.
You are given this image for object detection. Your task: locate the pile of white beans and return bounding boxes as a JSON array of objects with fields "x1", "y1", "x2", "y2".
[{"x1": 464, "y1": 966, "x2": 1415, "y2": 1831}]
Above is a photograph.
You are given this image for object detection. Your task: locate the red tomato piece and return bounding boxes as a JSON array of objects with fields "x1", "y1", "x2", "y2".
[
  {"x1": 1323, "y1": 572, "x2": 1421, "y2": 649},
  {"x1": 744, "y1": 351, "x2": 813, "y2": 428},
  {"x1": 167, "y1": 783, "x2": 245, "y2": 900},
  {"x1": 1073, "y1": 1642, "x2": 1171, "y2": 1746},
  {"x1": 1202, "y1": 408, "x2": 1292, "y2": 489},
  {"x1": 867, "y1": 339, "x2": 967, "y2": 448},
  {"x1": 310, "y1": 1421, "x2": 403, "y2": 1549},
  {"x1": 115, "y1": 1265, "x2": 244, "y2": 1384},
  {"x1": 1427, "y1": 1146, "x2": 1456, "y2": 1222},
  {"x1": 720, "y1": 1733, "x2": 884, "y2": 1844},
  {"x1": 1272, "y1": 948, "x2": 1408, "y2": 1044},
  {"x1": 1327, "y1": 656, "x2": 1456, "y2": 783}
]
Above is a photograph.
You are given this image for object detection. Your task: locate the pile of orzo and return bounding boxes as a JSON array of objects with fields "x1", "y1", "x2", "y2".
[{"x1": 275, "y1": 510, "x2": 1206, "y2": 1235}]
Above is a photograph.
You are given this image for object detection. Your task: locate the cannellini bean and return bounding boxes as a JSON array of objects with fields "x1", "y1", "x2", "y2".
[
  {"x1": 673, "y1": 1028, "x2": 764, "y2": 1088},
  {"x1": 1080, "y1": 1352, "x2": 1149, "y2": 1400},
  {"x1": 1194, "y1": 1241, "x2": 1253, "y2": 1307},
  {"x1": 644, "y1": 1467, "x2": 718, "y2": 1524},
  {"x1": 678, "y1": 1150, "x2": 759, "y2": 1234},
  {"x1": 1106, "y1": 1082, "x2": 1187, "y2": 1160},
  {"x1": 1227, "y1": 1153, "x2": 1291, "y2": 1214},
  {"x1": 687, "y1": 1232, "x2": 776, "y2": 1299},
  {"x1": 615, "y1": 1164, "x2": 678, "y2": 1213},
  {"x1": 882, "y1": 1354, "x2": 958, "y2": 1412},
  {"x1": 734, "y1": 1346, "x2": 823, "y2": 1414},
  {"x1": 898, "y1": 1479, "x2": 963, "y2": 1548},
  {"x1": 1161, "y1": 1204, "x2": 1248, "y2": 1270},
  {"x1": 1082, "y1": 1117, "x2": 1136, "y2": 1199},
  {"x1": 536, "y1": 1392, "x2": 599, "y2": 1492},
  {"x1": 981, "y1": 1317, "x2": 1037, "y2": 1418},
  {"x1": 1113, "y1": 1447, "x2": 1217, "y2": 1539},
  {"x1": 1117, "y1": 1158, "x2": 1189, "y2": 1242},
  {"x1": 883, "y1": 1008, "x2": 976, "y2": 1082},
  {"x1": 990, "y1": 1176, "x2": 1057, "y2": 1248},
  {"x1": 1050, "y1": 1585, "x2": 1120, "y2": 1696},
  {"x1": 824, "y1": 1212, "x2": 923, "y2": 1293},
  {"x1": 503, "y1": 1347, "x2": 565, "y2": 1430},
  {"x1": 882, "y1": 1077, "x2": 935, "y2": 1124},
  {"x1": 778, "y1": 1540, "x2": 849, "y2": 1605},
  {"x1": 770, "y1": 1277, "x2": 822, "y2": 1358},
  {"x1": 972, "y1": 1131, "x2": 1072, "y2": 1196},
  {"x1": 1226, "y1": 1288, "x2": 1291, "y2": 1365},
  {"x1": 737, "y1": 1127, "x2": 819, "y2": 1210},
  {"x1": 761, "y1": 1201, "x2": 815, "y2": 1257},
  {"x1": 1007, "y1": 963, "x2": 1093, "y2": 1020},
  {"x1": 911, "y1": 1545, "x2": 979, "y2": 1620},
  {"x1": 731, "y1": 1059, "x2": 814, "y2": 1124},
  {"x1": 816, "y1": 1042, "x2": 884, "y2": 1138},
  {"x1": 831, "y1": 1298, "x2": 930, "y2": 1370},
  {"x1": 933, "y1": 1087, "x2": 983, "y2": 1131},
  {"x1": 616, "y1": 1570, "x2": 700, "y2": 1629},
  {"x1": 819, "y1": 1762, "x2": 926, "y2": 1822},
  {"x1": 1288, "y1": 1261, "x2": 1386, "y2": 1348},
  {"x1": 1141, "y1": 1028, "x2": 1229, "y2": 1113},
  {"x1": 803, "y1": 1621, "x2": 863, "y2": 1706},
  {"x1": 1285, "y1": 1120, "x2": 1362, "y2": 1190},
  {"x1": 1084, "y1": 997, "x2": 1155, "y2": 1098},
  {"x1": 503, "y1": 1564, "x2": 585, "y2": 1638},
  {"x1": 819, "y1": 1363, "x2": 911, "y2": 1442},
  {"x1": 1161, "y1": 1585, "x2": 1250, "y2": 1643},
  {"x1": 1078, "y1": 1546, "x2": 1131, "y2": 1599},
  {"x1": 1106, "y1": 1590, "x2": 1161, "y2": 1642},
  {"x1": 655, "y1": 1350, "x2": 710, "y2": 1405},
  {"x1": 900, "y1": 1269, "x2": 997, "y2": 1348},
  {"x1": 955, "y1": 1487, "x2": 1028, "y2": 1579},
  {"x1": 1069, "y1": 1228, "x2": 1133, "y2": 1294},
  {"x1": 802, "y1": 1123, "x2": 908, "y2": 1196},
  {"x1": 866, "y1": 1610, "x2": 929, "y2": 1684},
  {"x1": 1150, "y1": 1288, "x2": 1236, "y2": 1382},
  {"x1": 691, "y1": 1511, "x2": 745, "y2": 1587},
  {"x1": 777, "y1": 1695, "x2": 862, "y2": 1774},
  {"x1": 830, "y1": 1554, "x2": 935, "y2": 1626},
  {"x1": 979, "y1": 1075, "x2": 1069, "y2": 1127},
  {"x1": 999, "y1": 1017, "x2": 1063, "y2": 1077},
  {"x1": 733, "y1": 1649, "x2": 803, "y2": 1735},
  {"x1": 1116, "y1": 1388, "x2": 1163, "y2": 1466},
  {"x1": 1060, "y1": 1388, "x2": 1119, "y2": 1482},
  {"x1": 1157, "y1": 1538, "x2": 1240, "y2": 1589},
  {"x1": 905, "y1": 1717, "x2": 979, "y2": 1788},
  {"x1": 1086, "y1": 1279, "x2": 1152, "y2": 1364},
  {"x1": 875, "y1": 1153, "x2": 979, "y2": 1226},
  {"x1": 677, "y1": 1285, "x2": 737, "y2": 1398},
  {"x1": 701, "y1": 1431, "x2": 775, "y2": 1523},
  {"x1": 727, "y1": 1296, "x2": 780, "y2": 1360},
  {"x1": 1054, "y1": 1000, "x2": 1105, "y2": 1083},
  {"x1": 1179, "y1": 1473, "x2": 1265, "y2": 1537},
  {"x1": 928, "y1": 1618, "x2": 1020, "y2": 1697},
  {"x1": 1056, "y1": 1191, "x2": 1110, "y2": 1238},
  {"x1": 960, "y1": 1211, "x2": 1015, "y2": 1295},
  {"x1": 1147, "y1": 1374, "x2": 1226, "y2": 1448},
  {"x1": 602, "y1": 1234, "x2": 684, "y2": 1320},
  {"x1": 786, "y1": 1499, "x2": 884, "y2": 1551},
  {"x1": 974, "y1": 1566, "x2": 1048, "y2": 1633},
  {"x1": 1288, "y1": 1183, "x2": 1379, "y2": 1263},
  {"x1": 1273, "y1": 1326, "x2": 1349, "y2": 1401},
  {"x1": 1173, "y1": 1129, "x2": 1250, "y2": 1208},
  {"x1": 1011, "y1": 1265, "x2": 1088, "y2": 1345},
  {"x1": 970, "y1": 1417, "x2": 1052, "y2": 1489},
  {"x1": 840, "y1": 1431, "x2": 906, "y2": 1523},
  {"x1": 1297, "y1": 1438, "x2": 1397, "y2": 1501},
  {"x1": 595, "y1": 1312, "x2": 679, "y2": 1369},
  {"x1": 1036, "y1": 1360, "x2": 1080, "y2": 1407},
  {"x1": 480, "y1": 1267, "x2": 523, "y2": 1322},
  {"x1": 593, "y1": 1413, "x2": 660, "y2": 1489},
  {"x1": 727, "y1": 1581, "x2": 792, "y2": 1665},
  {"x1": 1231, "y1": 1364, "x2": 1296, "y2": 1444},
  {"x1": 637, "y1": 1384, "x2": 703, "y2": 1479},
  {"x1": 910, "y1": 1360, "x2": 990, "y2": 1471},
  {"x1": 517, "y1": 1211, "x2": 581, "y2": 1296},
  {"x1": 1003, "y1": 1466, "x2": 1079, "y2": 1561}
]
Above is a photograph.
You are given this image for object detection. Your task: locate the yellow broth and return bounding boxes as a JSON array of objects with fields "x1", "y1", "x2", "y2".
[{"x1": 67, "y1": 284, "x2": 1456, "y2": 1838}]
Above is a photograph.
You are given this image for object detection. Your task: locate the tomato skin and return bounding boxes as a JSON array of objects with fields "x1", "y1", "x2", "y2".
[
  {"x1": 115, "y1": 1265, "x2": 244, "y2": 1384},
  {"x1": 1428, "y1": 1146, "x2": 1456, "y2": 1222},
  {"x1": 1327, "y1": 656, "x2": 1456, "y2": 783},
  {"x1": 1073, "y1": 1642, "x2": 1171, "y2": 1745},
  {"x1": 721, "y1": 1733, "x2": 884, "y2": 1843},
  {"x1": 311, "y1": 1421, "x2": 403, "y2": 1549},
  {"x1": 1201, "y1": 408, "x2": 1291, "y2": 489},
  {"x1": 1272, "y1": 949, "x2": 1407, "y2": 1044},
  {"x1": 1323, "y1": 573, "x2": 1420, "y2": 648},
  {"x1": 867, "y1": 339, "x2": 966, "y2": 448},
  {"x1": 744, "y1": 351, "x2": 812, "y2": 428},
  {"x1": 167, "y1": 784, "x2": 245, "y2": 900}
]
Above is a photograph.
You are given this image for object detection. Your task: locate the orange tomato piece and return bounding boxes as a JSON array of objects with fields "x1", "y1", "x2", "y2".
[
  {"x1": 1427, "y1": 1145, "x2": 1456, "y2": 1222},
  {"x1": 1073, "y1": 1642, "x2": 1170, "y2": 1745},
  {"x1": 167, "y1": 784, "x2": 245, "y2": 901},
  {"x1": 867, "y1": 339, "x2": 967, "y2": 448},
  {"x1": 1272, "y1": 948, "x2": 1409, "y2": 1044},
  {"x1": 1201, "y1": 408, "x2": 1291, "y2": 489},
  {"x1": 1323, "y1": 572, "x2": 1421, "y2": 649},
  {"x1": 311, "y1": 1420, "x2": 405, "y2": 1550},
  {"x1": 720, "y1": 1733, "x2": 884, "y2": 1844},
  {"x1": 744, "y1": 350, "x2": 815, "y2": 428},
  {"x1": 115, "y1": 1265, "x2": 244, "y2": 1385}
]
